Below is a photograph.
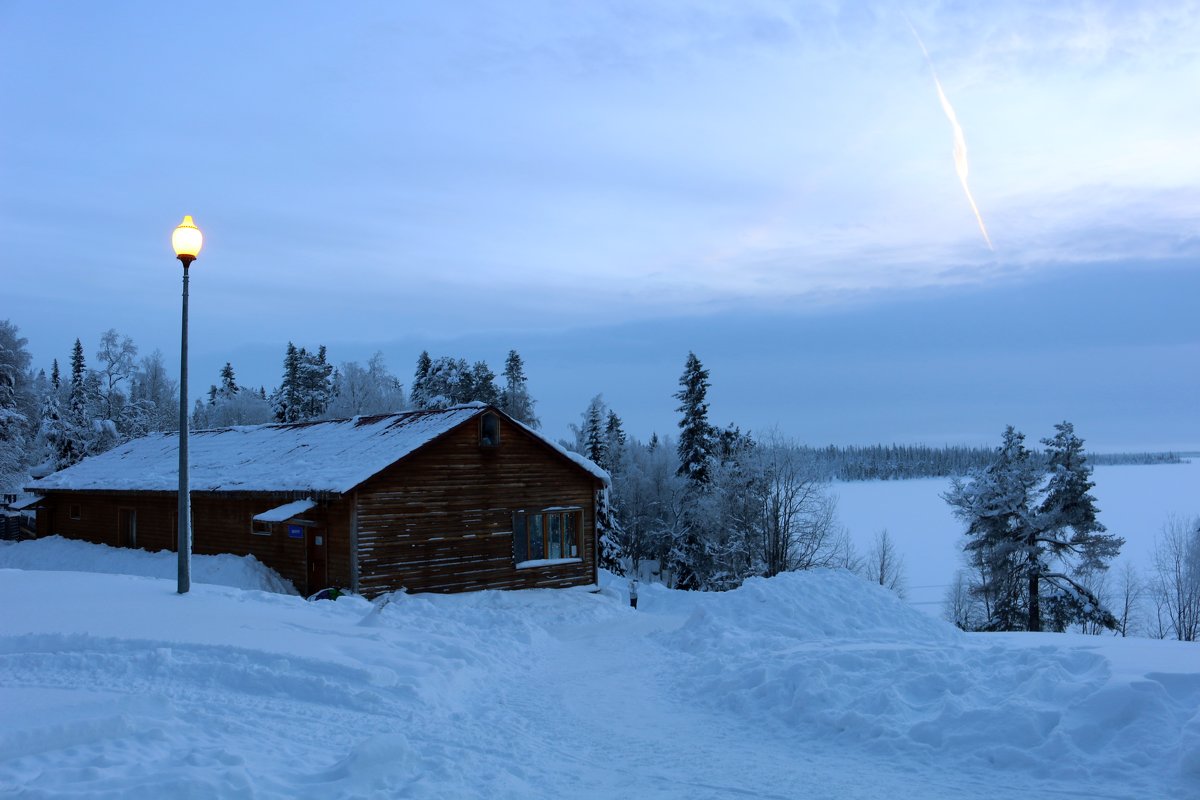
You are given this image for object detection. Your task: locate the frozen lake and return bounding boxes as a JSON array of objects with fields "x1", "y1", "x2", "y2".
[{"x1": 835, "y1": 457, "x2": 1200, "y2": 616}]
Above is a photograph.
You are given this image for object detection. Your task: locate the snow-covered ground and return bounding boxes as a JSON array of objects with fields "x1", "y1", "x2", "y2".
[
  {"x1": 1, "y1": 541, "x2": 1197, "y2": 799},
  {"x1": 837, "y1": 458, "x2": 1200, "y2": 614},
  {"x1": 0, "y1": 536, "x2": 296, "y2": 595}
]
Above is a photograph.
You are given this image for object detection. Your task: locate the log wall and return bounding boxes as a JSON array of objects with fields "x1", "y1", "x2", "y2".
[
  {"x1": 35, "y1": 491, "x2": 353, "y2": 595},
  {"x1": 355, "y1": 414, "x2": 600, "y2": 596},
  {"x1": 33, "y1": 411, "x2": 601, "y2": 598}
]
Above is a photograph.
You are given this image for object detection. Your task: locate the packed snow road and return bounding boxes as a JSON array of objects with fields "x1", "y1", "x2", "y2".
[{"x1": 0, "y1": 546, "x2": 1196, "y2": 798}]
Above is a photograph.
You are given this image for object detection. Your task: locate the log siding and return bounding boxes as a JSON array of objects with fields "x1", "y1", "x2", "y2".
[
  {"x1": 28, "y1": 407, "x2": 602, "y2": 598},
  {"x1": 354, "y1": 415, "x2": 599, "y2": 595}
]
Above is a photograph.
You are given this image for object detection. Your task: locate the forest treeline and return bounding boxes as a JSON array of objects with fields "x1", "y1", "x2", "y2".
[
  {"x1": 800, "y1": 443, "x2": 1181, "y2": 481},
  {"x1": 0, "y1": 318, "x2": 1184, "y2": 494}
]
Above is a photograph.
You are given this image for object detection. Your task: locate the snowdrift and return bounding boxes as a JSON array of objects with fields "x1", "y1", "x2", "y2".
[
  {"x1": 668, "y1": 568, "x2": 961, "y2": 646},
  {"x1": 0, "y1": 562, "x2": 1196, "y2": 798},
  {"x1": 661, "y1": 569, "x2": 1200, "y2": 793},
  {"x1": 0, "y1": 535, "x2": 296, "y2": 594}
]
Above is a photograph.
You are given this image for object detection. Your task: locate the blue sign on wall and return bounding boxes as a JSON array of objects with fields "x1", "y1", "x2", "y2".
[{"x1": 288, "y1": 524, "x2": 304, "y2": 539}]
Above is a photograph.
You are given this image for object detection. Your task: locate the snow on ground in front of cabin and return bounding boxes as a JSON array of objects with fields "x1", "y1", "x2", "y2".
[
  {"x1": 0, "y1": 536, "x2": 296, "y2": 595},
  {"x1": 0, "y1": 562, "x2": 1197, "y2": 799}
]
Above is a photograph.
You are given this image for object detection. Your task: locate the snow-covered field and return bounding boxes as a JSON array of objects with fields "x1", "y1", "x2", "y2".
[
  {"x1": 837, "y1": 458, "x2": 1200, "y2": 614},
  {"x1": 1, "y1": 541, "x2": 1198, "y2": 799}
]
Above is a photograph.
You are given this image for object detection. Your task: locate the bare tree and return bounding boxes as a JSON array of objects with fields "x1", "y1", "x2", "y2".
[
  {"x1": 128, "y1": 350, "x2": 179, "y2": 434},
  {"x1": 750, "y1": 433, "x2": 842, "y2": 576},
  {"x1": 94, "y1": 329, "x2": 137, "y2": 427},
  {"x1": 1074, "y1": 568, "x2": 1112, "y2": 635},
  {"x1": 943, "y1": 569, "x2": 983, "y2": 630},
  {"x1": 325, "y1": 353, "x2": 406, "y2": 418},
  {"x1": 1150, "y1": 515, "x2": 1200, "y2": 642},
  {"x1": 1113, "y1": 560, "x2": 1143, "y2": 638},
  {"x1": 861, "y1": 529, "x2": 907, "y2": 598}
]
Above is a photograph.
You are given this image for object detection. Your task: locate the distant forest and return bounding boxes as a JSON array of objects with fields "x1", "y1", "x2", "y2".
[{"x1": 799, "y1": 444, "x2": 1183, "y2": 482}]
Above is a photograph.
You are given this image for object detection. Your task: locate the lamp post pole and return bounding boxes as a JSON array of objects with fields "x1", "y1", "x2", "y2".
[{"x1": 172, "y1": 216, "x2": 203, "y2": 595}]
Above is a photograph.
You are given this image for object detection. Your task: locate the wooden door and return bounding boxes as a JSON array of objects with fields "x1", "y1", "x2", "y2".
[
  {"x1": 117, "y1": 508, "x2": 136, "y2": 548},
  {"x1": 306, "y1": 528, "x2": 328, "y2": 595}
]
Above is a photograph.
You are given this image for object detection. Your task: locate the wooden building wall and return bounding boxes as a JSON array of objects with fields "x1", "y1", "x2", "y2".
[
  {"x1": 33, "y1": 410, "x2": 602, "y2": 598},
  {"x1": 355, "y1": 414, "x2": 600, "y2": 596},
  {"x1": 34, "y1": 491, "x2": 354, "y2": 595}
]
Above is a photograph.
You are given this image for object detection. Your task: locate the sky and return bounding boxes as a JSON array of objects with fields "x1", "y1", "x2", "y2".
[{"x1": 2, "y1": 1, "x2": 1198, "y2": 450}]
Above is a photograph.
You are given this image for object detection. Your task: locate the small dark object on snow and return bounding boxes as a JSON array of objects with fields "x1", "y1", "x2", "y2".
[
  {"x1": 629, "y1": 578, "x2": 639, "y2": 610},
  {"x1": 308, "y1": 587, "x2": 345, "y2": 602}
]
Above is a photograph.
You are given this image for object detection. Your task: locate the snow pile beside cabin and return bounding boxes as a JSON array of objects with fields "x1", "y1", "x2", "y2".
[
  {"x1": 0, "y1": 536, "x2": 296, "y2": 594},
  {"x1": 0, "y1": 565, "x2": 1196, "y2": 798}
]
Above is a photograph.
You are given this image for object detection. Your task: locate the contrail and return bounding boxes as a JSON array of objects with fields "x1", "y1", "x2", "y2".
[{"x1": 907, "y1": 20, "x2": 994, "y2": 251}]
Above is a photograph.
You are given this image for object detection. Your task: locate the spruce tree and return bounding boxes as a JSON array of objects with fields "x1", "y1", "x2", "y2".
[
  {"x1": 499, "y1": 350, "x2": 539, "y2": 428},
  {"x1": 670, "y1": 352, "x2": 717, "y2": 589},
  {"x1": 945, "y1": 427, "x2": 1042, "y2": 630},
  {"x1": 674, "y1": 351, "x2": 715, "y2": 487},
  {"x1": 584, "y1": 396, "x2": 606, "y2": 470},
  {"x1": 219, "y1": 362, "x2": 238, "y2": 398},
  {"x1": 59, "y1": 338, "x2": 92, "y2": 466},
  {"x1": 411, "y1": 351, "x2": 432, "y2": 409},
  {"x1": 297, "y1": 345, "x2": 333, "y2": 419},
  {"x1": 38, "y1": 363, "x2": 65, "y2": 472},
  {"x1": 271, "y1": 342, "x2": 302, "y2": 422},
  {"x1": 0, "y1": 321, "x2": 32, "y2": 489},
  {"x1": 596, "y1": 485, "x2": 627, "y2": 575},
  {"x1": 468, "y1": 360, "x2": 499, "y2": 405},
  {"x1": 1036, "y1": 422, "x2": 1123, "y2": 631},
  {"x1": 945, "y1": 424, "x2": 1121, "y2": 632},
  {"x1": 604, "y1": 410, "x2": 626, "y2": 476}
]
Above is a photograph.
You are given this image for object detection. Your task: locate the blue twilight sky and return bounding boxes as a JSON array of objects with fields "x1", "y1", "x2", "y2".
[{"x1": 2, "y1": 1, "x2": 1198, "y2": 450}]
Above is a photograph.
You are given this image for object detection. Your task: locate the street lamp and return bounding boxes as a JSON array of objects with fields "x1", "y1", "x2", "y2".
[{"x1": 172, "y1": 215, "x2": 203, "y2": 594}]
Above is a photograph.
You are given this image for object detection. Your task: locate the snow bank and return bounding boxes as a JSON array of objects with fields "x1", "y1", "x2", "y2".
[
  {"x1": 670, "y1": 569, "x2": 961, "y2": 646},
  {"x1": 0, "y1": 564, "x2": 1195, "y2": 798},
  {"x1": 0, "y1": 536, "x2": 296, "y2": 594},
  {"x1": 660, "y1": 569, "x2": 1200, "y2": 794}
]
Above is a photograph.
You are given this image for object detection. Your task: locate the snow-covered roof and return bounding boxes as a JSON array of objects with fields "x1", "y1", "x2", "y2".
[
  {"x1": 7, "y1": 495, "x2": 44, "y2": 511},
  {"x1": 27, "y1": 405, "x2": 607, "y2": 495},
  {"x1": 253, "y1": 498, "x2": 316, "y2": 522}
]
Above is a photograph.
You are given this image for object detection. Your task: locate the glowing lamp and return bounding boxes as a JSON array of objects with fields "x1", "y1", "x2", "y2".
[
  {"x1": 170, "y1": 213, "x2": 204, "y2": 594},
  {"x1": 172, "y1": 215, "x2": 203, "y2": 265}
]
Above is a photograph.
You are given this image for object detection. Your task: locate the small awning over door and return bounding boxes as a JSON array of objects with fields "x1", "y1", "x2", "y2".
[
  {"x1": 253, "y1": 498, "x2": 316, "y2": 523},
  {"x1": 7, "y1": 495, "x2": 44, "y2": 511}
]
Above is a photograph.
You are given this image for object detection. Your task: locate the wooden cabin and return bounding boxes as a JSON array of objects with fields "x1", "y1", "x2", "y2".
[{"x1": 24, "y1": 405, "x2": 607, "y2": 596}]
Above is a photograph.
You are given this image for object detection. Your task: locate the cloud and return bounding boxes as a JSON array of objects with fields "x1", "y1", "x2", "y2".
[{"x1": 5, "y1": 0, "x2": 1199, "y2": 341}]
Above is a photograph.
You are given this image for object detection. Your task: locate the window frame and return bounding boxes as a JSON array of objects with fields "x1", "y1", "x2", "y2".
[
  {"x1": 479, "y1": 412, "x2": 501, "y2": 448},
  {"x1": 251, "y1": 518, "x2": 273, "y2": 536},
  {"x1": 513, "y1": 506, "x2": 584, "y2": 567},
  {"x1": 69, "y1": 503, "x2": 81, "y2": 521}
]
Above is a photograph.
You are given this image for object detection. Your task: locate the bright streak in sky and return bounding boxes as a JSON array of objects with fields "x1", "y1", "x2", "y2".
[
  {"x1": 908, "y1": 20, "x2": 995, "y2": 252},
  {"x1": 2, "y1": 2, "x2": 1198, "y2": 445}
]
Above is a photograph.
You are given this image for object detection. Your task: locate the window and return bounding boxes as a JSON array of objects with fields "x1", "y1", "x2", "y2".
[
  {"x1": 69, "y1": 504, "x2": 81, "y2": 520},
  {"x1": 513, "y1": 507, "x2": 583, "y2": 566},
  {"x1": 251, "y1": 519, "x2": 272, "y2": 536},
  {"x1": 480, "y1": 412, "x2": 500, "y2": 448}
]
